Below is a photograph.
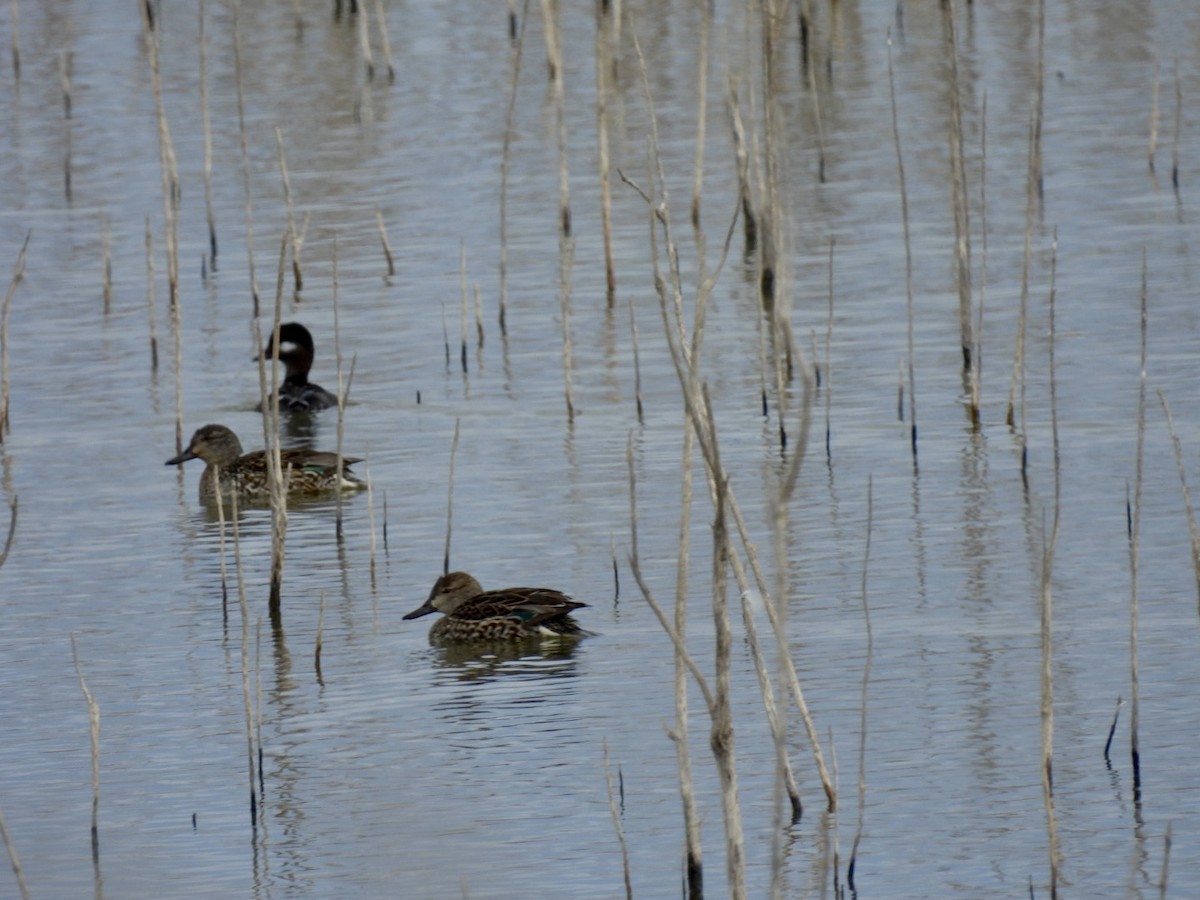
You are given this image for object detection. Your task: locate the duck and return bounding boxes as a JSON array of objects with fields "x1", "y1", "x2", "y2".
[
  {"x1": 257, "y1": 322, "x2": 339, "y2": 412},
  {"x1": 403, "y1": 571, "x2": 589, "y2": 642},
  {"x1": 165, "y1": 423, "x2": 365, "y2": 501}
]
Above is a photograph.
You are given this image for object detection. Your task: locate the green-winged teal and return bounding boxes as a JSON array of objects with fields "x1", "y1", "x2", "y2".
[
  {"x1": 403, "y1": 571, "x2": 589, "y2": 642},
  {"x1": 166, "y1": 423, "x2": 365, "y2": 501},
  {"x1": 257, "y1": 322, "x2": 339, "y2": 412}
]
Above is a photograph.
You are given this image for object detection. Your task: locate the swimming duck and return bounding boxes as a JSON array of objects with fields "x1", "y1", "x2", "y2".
[
  {"x1": 403, "y1": 571, "x2": 589, "y2": 642},
  {"x1": 257, "y1": 322, "x2": 339, "y2": 412},
  {"x1": 165, "y1": 423, "x2": 365, "y2": 501}
]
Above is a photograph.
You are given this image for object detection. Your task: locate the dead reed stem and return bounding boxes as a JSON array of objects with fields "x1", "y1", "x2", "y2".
[
  {"x1": 594, "y1": 0, "x2": 616, "y2": 301},
  {"x1": 365, "y1": 455, "x2": 377, "y2": 589},
  {"x1": 376, "y1": 210, "x2": 395, "y2": 276},
  {"x1": 0, "y1": 797, "x2": 28, "y2": 900},
  {"x1": 0, "y1": 495, "x2": 16, "y2": 568},
  {"x1": 371, "y1": 0, "x2": 395, "y2": 81},
  {"x1": 443, "y1": 418, "x2": 461, "y2": 575},
  {"x1": 473, "y1": 284, "x2": 484, "y2": 351},
  {"x1": 358, "y1": 0, "x2": 374, "y2": 80},
  {"x1": 229, "y1": 490, "x2": 258, "y2": 827},
  {"x1": 1040, "y1": 229, "x2": 1062, "y2": 898},
  {"x1": 601, "y1": 740, "x2": 632, "y2": 900},
  {"x1": 101, "y1": 213, "x2": 112, "y2": 315},
  {"x1": 497, "y1": 0, "x2": 530, "y2": 336},
  {"x1": 253, "y1": 236, "x2": 291, "y2": 616},
  {"x1": 0, "y1": 231, "x2": 30, "y2": 442},
  {"x1": 60, "y1": 51, "x2": 72, "y2": 202},
  {"x1": 726, "y1": 79, "x2": 758, "y2": 254},
  {"x1": 940, "y1": 0, "x2": 976, "y2": 404},
  {"x1": 1171, "y1": 64, "x2": 1182, "y2": 196},
  {"x1": 458, "y1": 242, "x2": 469, "y2": 373},
  {"x1": 274, "y1": 126, "x2": 303, "y2": 292},
  {"x1": 975, "y1": 92, "x2": 988, "y2": 413},
  {"x1": 798, "y1": 0, "x2": 827, "y2": 182},
  {"x1": 627, "y1": 292, "x2": 644, "y2": 423},
  {"x1": 8, "y1": 0, "x2": 19, "y2": 82},
  {"x1": 200, "y1": 0, "x2": 217, "y2": 270},
  {"x1": 1148, "y1": 59, "x2": 1161, "y2": 175},
  {"x1": 144, "y1": 216, "x2": 159, "y2": 371},
  {"x1": 1007, "y1": 105, "x2": 1037, "y2": 476},
  {"x1": 824, "y1": 237, "x2": 834, "y2": 463},
  {"x1": 145, "y1": 12, "x2": 183, "y2": 453},
  {"x1": 213, "y1": 462, "x2": 230, "y2": 619},
  {"x1": 315, "y1": 591, "x2": 326, "y2": 684},
  {"x1": 232, "y1": 0, "x2": 260, "y2": 316},
  {"x1": 1128, "y1": 250, "x2": 1147, "y2": 785},
  {"x1": 70, "y1": 633, "x2": 101, "y2": 854},
  {"x1": 847, "y1": 476, "x2": 874, "y2": 891},
  {"x1": 690, "y1": 0, "x2": 711, "y2": 227},
  {"x1": 1159, "y1": 390, "x2": 1200, "y2": 614},
  {"x1": 558, "y1": 242, "x2": 576, "y2": 421},
  {"x1": 540, "y1": 0, "x2": 571, "y2": 237}
]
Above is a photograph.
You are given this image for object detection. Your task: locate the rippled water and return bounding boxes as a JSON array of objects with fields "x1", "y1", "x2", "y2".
[{"x1": 2, "y1": 1, "x2": 1199, "y2": 897}]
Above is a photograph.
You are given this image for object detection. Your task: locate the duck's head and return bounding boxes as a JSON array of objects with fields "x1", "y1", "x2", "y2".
[
  {"x1": 402, "y1": 571, "x2": 484, "y2": 619},
  {"x1": 258, "y1": 322, "x2": 317, "y2": 382},
  {"x1": 165, "y1": 424, "x2": 244, "y2": 467}
]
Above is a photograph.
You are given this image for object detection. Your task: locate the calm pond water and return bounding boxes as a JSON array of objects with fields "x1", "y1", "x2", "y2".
[{"x1": 2, "y1": 1, "x2": 1199, "y2": 897}]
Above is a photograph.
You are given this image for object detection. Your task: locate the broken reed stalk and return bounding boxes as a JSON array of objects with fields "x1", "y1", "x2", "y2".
[
  {"x1": 1040, "y1": 228, "x2": 1062, "y2": 898},
  {"x1": 601, "y1": 740, "x2": 633, "y2": 900},
  {"x1": 472, "y1": 284, "x2": 484, "y2": 350},
  {"x1": 232, "y1": 0, "x2": 260, "y2": 316},
  {"x1": 0, "y1": 495, "x2": 16, "y2": 568},
  {"x1": 101, "y1": 213, "x2": 112, "y2": 315},
  {"x1": 229, "y1": 491, "x2": 259, "y2": 827},
  {"x1": 8, "y1": 0, "x2": 19, "y2": 82},
  {"x1": 726, "y1": 78, "x2": 758, "y2": 254},
  {"x1": 1007, "y1": 104, "x2": 1037, "y2": 476},
  {"x1": 144, "y1": 217, "x2": 159, "y2": 371},
  {"x1": 382, "y1": 490, "x2": 389, "y2": 555},
  {"x1": 940, "y1": 0, "x2": 977, "y2": 415},
  {"x1": 458, "y1": 242, "x2": 469, "y2": 373},
  {"x1": 358, "y1": 0, "x2": 374, "y2": 80},
  {"x1": 371, "y1": 0, "x2": 395, "y2": 81},
  {"x1": 594, "y1": 0, "x2": 616, "y2": 302},
  {"x1": 255, "y1": 619, "x2": 265, "y2": 809},
  {"x1": 145, "y1": 12, "x2": 183, "y2": 453},
  {"x1": 60, "y1": 51, "x2": 72, "y2": 202},
  {"x1": 443, "y1": 418, "x2": 461, "y2": 575},
  {"x1": 70, "y1": 633, "x2": 101, "y2": 856},
  {"x1": 707, "y1": 426, "x2": 746, "y2": 900},
  {"x1": 274, "y1": 127, "x2": 303, "y2": 292},
  {"x1": 627, "y1": 291, "x2": 644, "y2": 423},
  {"x1": 376, "y1": 210, "x2": 395, "y2": 276},
  {"x1": 824, "y1": 237, "x2": 834, "y2": 462},
  {"x1": 1, "y1": 231, "x2": 30, "y2": 441},
  {"x1": 1148, "y1": 59, "x2": 1161, "y2": 175},
  {"x1": 1160, "y1": 823, "x2": 1173, "y2": 897},
  {"x1": 253, "y1": 235, "x2": 290, "y2": 617},
  {"x1": 1158, "y1": 390, "x2": 1200, "y2": 613},
  {"x1": 798, "y1": 0, "x2": 827, "y2": 183},
  {"x1": 200, "y1": 0, "x2": 217, "y2": 270},
  {"x1": 213, "y1": 461, "x2": 230, "y2": 620},
  {"x1": 315, "y1": 591, "x2": 326, "y2": 683},
  {"x1": 540, "y1": 0, "x2": 571, "y2": 238},
  {"x1": 689, "y1": 0, "x2": 711, "y2": 228},
  {"x1": 976, "y1": 92, "x2": 988, "y2": 414},
  {"x1": 1128, "y1": 250, "x2": 1148, "y2": 787},
  {"x1": 332, "y1": 241, "x2": 356, "y2": 542},
  {"x1": 847, "y1": 476, "x2": 874, "y2": 891},
  {"x1": 1171, "y1": 64, "x2": 1182, "y2": 195},
  {"x1": 558, "y1": 241, "x2": 576, "y2": 421},
  {"x1": 365, "y1": 455, "x2": 377, "y2": 589},
  {"x1": 0, "y1": 797, "x2": 28, "y2": 900},
  {"x1": 497, "y1": 0, "x2": 530, "y2": 337}
]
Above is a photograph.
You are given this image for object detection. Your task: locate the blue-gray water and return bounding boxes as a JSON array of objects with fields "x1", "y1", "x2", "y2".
[{"x1": 1, "y1": 1, "x2": 1198, "y2": 896}]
